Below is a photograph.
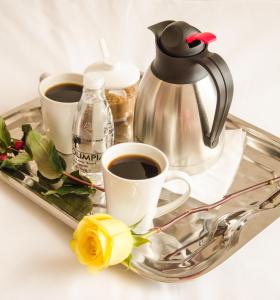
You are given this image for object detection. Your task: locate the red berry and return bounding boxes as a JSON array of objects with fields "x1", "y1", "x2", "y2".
[
  {"x1": 0, "y1": 153, "x2": 7, "y2": 161},
  {"x1": 14, "y1": 140, "x2": 24, "y2": 150}
]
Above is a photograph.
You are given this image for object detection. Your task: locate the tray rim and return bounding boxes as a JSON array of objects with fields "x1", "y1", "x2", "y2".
[{"x1": 227, "y1": 114, "x2": 280, "y2": 149}]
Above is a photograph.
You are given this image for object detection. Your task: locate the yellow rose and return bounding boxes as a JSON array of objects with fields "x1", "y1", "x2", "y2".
[{"x1": 70, "y1": 214, "x2": 133, "y2": 271}]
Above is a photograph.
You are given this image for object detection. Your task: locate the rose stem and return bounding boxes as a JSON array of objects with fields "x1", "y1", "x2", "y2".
[
  {"x1": 62, "y1": 171, "x2": 105, "y2": 192},
  {"x1": 155, "y1": 175, "x2": 280, "y2": 233}
]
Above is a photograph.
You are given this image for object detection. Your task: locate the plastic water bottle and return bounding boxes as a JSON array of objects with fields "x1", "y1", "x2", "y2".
[{"x1": 72, "y1": 73, "x2": 114, "y2": 184}]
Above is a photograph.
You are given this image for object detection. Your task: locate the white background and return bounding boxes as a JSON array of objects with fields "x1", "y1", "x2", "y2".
[{"x1": 0, "y1": 1, "x2": 279, "y2": 299}]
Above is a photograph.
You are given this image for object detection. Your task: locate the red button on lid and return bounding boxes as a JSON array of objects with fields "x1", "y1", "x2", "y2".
[{"x1": 186, "y1": 32, "x2": 216, "y2": 45}]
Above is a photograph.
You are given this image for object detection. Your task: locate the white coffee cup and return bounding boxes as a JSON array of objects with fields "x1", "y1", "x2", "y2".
[
  {"x1": 101, "y1": 142, "x2": 191, "y2": 233},
  {"x1": 38, "y1": 73, "x2": 83, "y2": 154}
]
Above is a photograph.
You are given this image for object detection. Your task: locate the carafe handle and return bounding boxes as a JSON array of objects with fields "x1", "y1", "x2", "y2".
[{"x1": 196, "y1": 53, "x2": 233, "y2": 148}]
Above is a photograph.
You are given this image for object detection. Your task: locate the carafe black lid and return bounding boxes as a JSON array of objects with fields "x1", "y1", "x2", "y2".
[
  {"x1": 148, "y1": 20, "x2": 218, "y2": 83},
  {"x1": 150, "y1": 20, "x2": 206, "y2": 57}
]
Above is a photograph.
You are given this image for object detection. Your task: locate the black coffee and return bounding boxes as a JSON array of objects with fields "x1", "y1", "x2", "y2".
[
  {"x1": 108, "y1": 155, "x2": 161, "y2": 180},
  {"x1": 45, "y1": 83, "x2": 83, "y2": 103}
]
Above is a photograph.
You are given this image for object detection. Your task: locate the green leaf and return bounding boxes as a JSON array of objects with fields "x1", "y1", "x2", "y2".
[
  {"x1": 40, "y1": 169, "x2": 95, "y2": 198},
  {"x1": 9, "y1": 152, "x2": 32, "y2": 165},
  {"x1": 0, "y1": 152, "x2": 32, "y2": 170},
  {"x1": 59, "y1": 155, "x2": 66, "y2": 171},
  {"x1": 21, "y1": 124, "x2": 32, "y2": 142},
  {"x1": 63, "y1": 170, "x2": 91, "y2": 186},
  {"x1": 1, "y1": 158, "x2": 94, "y2": 221},
  {"x1": 37, "y1": 171, "x2": 62, "y2": 186},
  {"x1": 42, "y1": 186, "x2": 94, "y2": 196},
  {"x1": 0, "y1": 159, "x2": 17, "y2": 170},
  {"x1": 0, "y1": 117, "x2": 11, "y2": 149},
  {"x1": 129, "y1": 217, "x2": 145, "y2": 231},
  {"x1": 132, "y1": 236, "x2": 150, "y2": 248},
  {"x1": 122, "y1": 254, "x2": 133, "y2": 269},
  {"x1": 26, "y1": 130, "x2": 66, "y2": 179},
  {"x1": 21, "y1": 124, "x2": 33, "y2": 155},
  {"x1": 50, "y1": 144, "x2": 66, "y2": 172}
]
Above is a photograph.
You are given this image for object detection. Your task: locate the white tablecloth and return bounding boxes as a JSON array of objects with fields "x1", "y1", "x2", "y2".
[{"x1": 0, "y1": 1, "x2": 279, "y2": 299}]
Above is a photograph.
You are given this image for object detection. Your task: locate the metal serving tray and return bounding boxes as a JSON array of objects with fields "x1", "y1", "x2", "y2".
[{"x1": 1, "y1": 99, "x2": 280, "y2": 282}]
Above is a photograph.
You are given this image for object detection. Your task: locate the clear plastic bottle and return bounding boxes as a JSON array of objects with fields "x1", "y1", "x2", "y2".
[{"x1": 72, "y1": 73, "x2": 114, "y2": 184}]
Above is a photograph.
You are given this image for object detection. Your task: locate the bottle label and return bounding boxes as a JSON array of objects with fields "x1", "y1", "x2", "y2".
[{"x1": 72, "y1": 135, "x2": 104, "y2": 174}]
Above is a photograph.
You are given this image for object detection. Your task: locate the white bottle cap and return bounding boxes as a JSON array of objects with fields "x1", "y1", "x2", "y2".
[{"x1": 83, "y1": 73, "x2": 104, "y2": 90}]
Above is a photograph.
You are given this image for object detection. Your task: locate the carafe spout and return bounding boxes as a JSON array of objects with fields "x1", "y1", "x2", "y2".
[{"x1": 148, "y1": 20, "x2": 174, "y2": 38}]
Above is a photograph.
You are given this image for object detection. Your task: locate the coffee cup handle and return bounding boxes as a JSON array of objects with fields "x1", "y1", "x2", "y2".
[{"x1": 155, "y1": 170, "x2": 191, "y2": 218}]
